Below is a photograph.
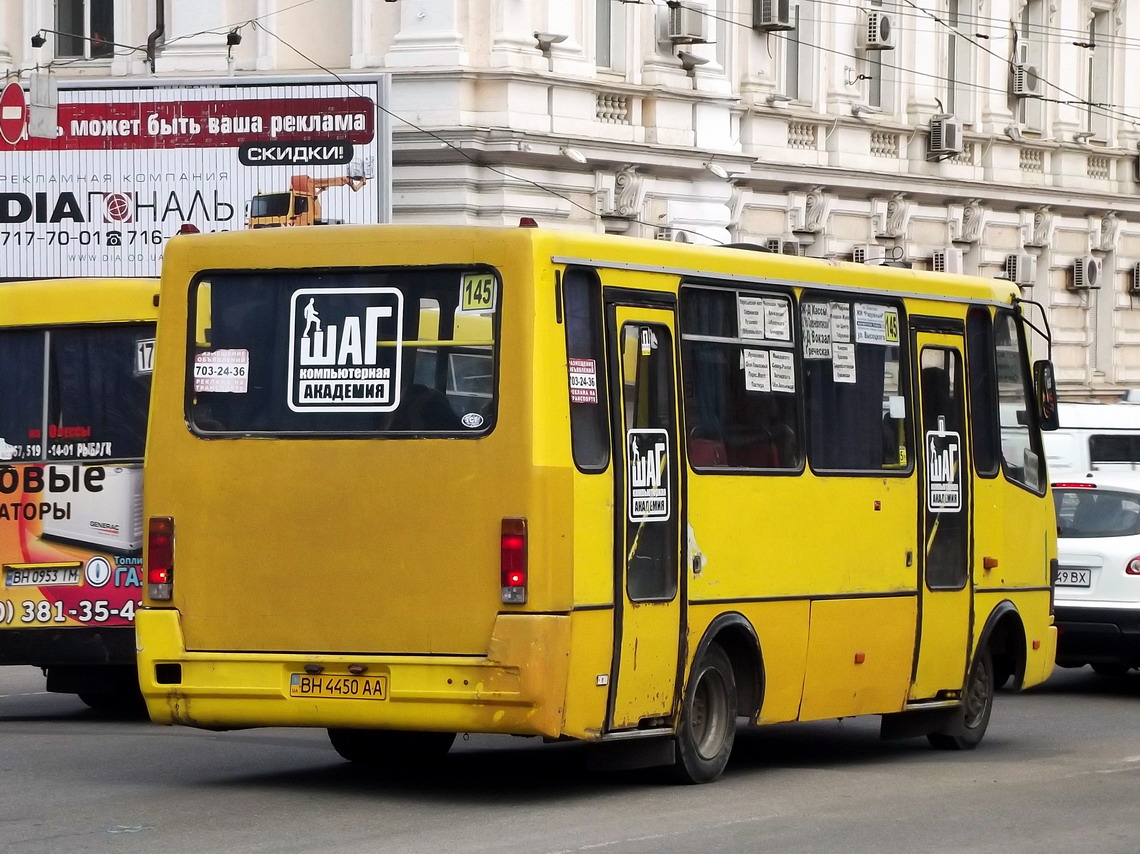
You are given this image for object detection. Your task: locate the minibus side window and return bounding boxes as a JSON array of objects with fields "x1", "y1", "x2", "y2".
[
  {"x1": 563, "y1": 268, "x2": 610, "y2": 471},
  {"x1": 802, "y1": 298, "x2": 910, "y2": 473},
  {"x1": 966, "y1": 307, "x2": 1000, "y2": 477},
  {"x1": 679, "y1": 285, "x2": 801, "y2": 471},
  {"x1": 994, "y1": 309, "x2": 1044, "y2": 492},
  {"x1": 47, "y1": 327, "x2": 152, "y2": 461},
  {"x1": 0, "y1": 331, "x2": 45, "y2": 461}
]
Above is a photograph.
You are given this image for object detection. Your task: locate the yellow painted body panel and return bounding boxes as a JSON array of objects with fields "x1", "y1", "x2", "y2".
[
  {"x1": 975, "y1": 591, "x2": 1057, "y2": 689},
  {"x1": 137, "y1": 225, "x2": 1057, "y2": 744},
  {"x1": 687, "y1": 474, "x2": 916, "y2": 601},
  {"x1": 139, "y1": 608, "x2": 574, "y2": 737},
  {"x1": 688, "y1": 601, "x2": 810, "y2": 725},
  {"x1": 0, "y1": 277, "x2": 158, "y2": 327},
  {"x1": 561, "y1": 609, "x2": 615, "y2": 738},
  {"x1": 610, "y1": 600, "x2": 677, "y2": 727},
  {"x1": 799, "y1": 597, "x2": 916, "y2": 719}
]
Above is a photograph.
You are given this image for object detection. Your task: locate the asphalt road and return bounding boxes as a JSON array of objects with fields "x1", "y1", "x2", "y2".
[{"x1": 1, "y1": 664, "x2": 1139, "y2": 853}]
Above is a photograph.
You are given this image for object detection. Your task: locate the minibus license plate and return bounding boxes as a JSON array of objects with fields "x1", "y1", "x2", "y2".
[
  {"x1": 289, "y1": 673, "x2": 387, "y2": 700},
  {"x1": 5, "y1": 566, "x2": 81, "y2": 587},
  {"x1": 1055, "y1": 568, "x2": 1091, "y2": 587}
]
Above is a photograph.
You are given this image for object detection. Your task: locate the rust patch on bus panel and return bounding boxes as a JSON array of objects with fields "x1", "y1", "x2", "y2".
[{"x1": 484, "y1": 613, "x2": 571, "y2": 738}]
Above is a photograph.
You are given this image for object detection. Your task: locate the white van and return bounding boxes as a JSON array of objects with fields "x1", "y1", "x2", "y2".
[{"x1": 1044, "y1": 402, "x2": 1140, "y2": 476}]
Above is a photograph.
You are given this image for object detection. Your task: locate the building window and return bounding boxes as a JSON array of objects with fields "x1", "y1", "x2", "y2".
[
  {"x1": 866, "y1": 0, "x2": 894, "y2": 112},
  {"x1": 1087, "y1": 9, "x2": 1112, "y2": 140},
  {"x1": 1018, "y1": 0, "x2": 1044, "y2": 131},
  {"x1": 945, "y1": 0, "x2": 974, "y2": 121},
  {"x1": 782, "y1": 2, "x2": 815, "y2": 103},
  {"x1": 596, "y1": 0, "x2": 625, "y2": 72},
  {"x1": 56, "y1": 0, "x2": 115, "y2": 59}
]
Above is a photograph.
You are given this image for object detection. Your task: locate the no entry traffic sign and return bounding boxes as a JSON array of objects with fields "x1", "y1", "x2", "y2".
[{"x1": 0, "y1": 82, "x2": 27, "y2": 145}]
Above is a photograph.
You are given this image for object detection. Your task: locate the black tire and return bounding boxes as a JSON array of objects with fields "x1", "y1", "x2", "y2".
[
  {"x1": 1092, "y1": 663, "x2": 1131, "y2": 677},
  {"x1": 327, "y1": 728, "x2": 456, "y2": 766},
  {"x1": 672, "y1": 643, "x2": 737, "y2": 784},
  {"x1": 77, "y1": 680, "x2": 147, "y2": 716},
  {"x1": 928, "y1": 647, "x2": 994, "y2": 751}
]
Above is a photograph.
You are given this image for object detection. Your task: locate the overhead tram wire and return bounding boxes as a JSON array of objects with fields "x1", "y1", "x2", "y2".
[
  {"x1": 897, "y1": 0, "x2": 1140, "y2": 128},
  {"x1": 252, "y1": 21, "x2": 725, "y2": 245},
  {"x1": 4, "y1": 0, "x2": 324, "y2": 82},
  {"x1": 672, "y1": 0, "x2": 1140, "y2": 128},
  {"x1": 791, "y1": 0, "x2": 1140, "y2": 53}
]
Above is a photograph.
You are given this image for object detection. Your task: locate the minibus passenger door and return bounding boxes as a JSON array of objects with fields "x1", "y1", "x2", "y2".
[
  {"x1": 911, "y1": 335, "x2": 972, "y2": 699},
  {"x1": 605, "y1": 304, "x2": 684, "y2": 732}
]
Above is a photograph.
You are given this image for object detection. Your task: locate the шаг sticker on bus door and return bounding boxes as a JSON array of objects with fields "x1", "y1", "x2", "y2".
[
  {"x1": 628, "y1": 429, "x2": 671, "y2": 522},
  {"x1": 926, "y1": 417, "x2": 962, "y2": 513}
]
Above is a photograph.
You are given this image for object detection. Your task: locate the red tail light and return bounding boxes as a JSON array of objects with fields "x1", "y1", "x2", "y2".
[
  {"x1": 501, "y1": 517, "x2": 528, "y2": 604},
  {"x1": 148, "y1": 516, "x2": 174, "y2": 601},
  {"x1": 1127, "y1": 556, "x2": 1140, "y2": 576}
]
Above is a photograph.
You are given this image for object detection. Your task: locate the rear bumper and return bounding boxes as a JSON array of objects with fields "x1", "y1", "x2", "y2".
[
  {"x1": 135, "y1": 608, "x2": 573, "y2": 738},
  {"x1": 1054, "y1": 605, "x2": 1140, "y2": 667},
  {"x1": 0, "y1": 626, "x2": 135, "y2": 668}
]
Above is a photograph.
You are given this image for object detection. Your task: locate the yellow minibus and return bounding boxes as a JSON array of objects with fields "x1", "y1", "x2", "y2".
[
  {"x1": 0, "y1": 278, "x2": 157, "y2": 709},
  {"x1": 137, "y1": 226, "x2": 1058, "y2": 782}
]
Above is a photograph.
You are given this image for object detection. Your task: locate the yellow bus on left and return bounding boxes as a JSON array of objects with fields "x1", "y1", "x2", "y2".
[{"x1": 0, "y1": 278, "x2": 158, "y2": 710}]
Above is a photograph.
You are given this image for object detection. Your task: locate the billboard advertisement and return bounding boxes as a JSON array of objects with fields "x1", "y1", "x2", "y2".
[{"x1": 0, "y1": 75, "x2": 391, "y2": 279}]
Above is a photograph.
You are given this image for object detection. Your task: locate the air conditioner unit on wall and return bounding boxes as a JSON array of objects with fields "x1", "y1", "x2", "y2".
[
  {"x1": 1005, "y1": 253, "x2": 1037, "y2": 285},
  {"x1": 1012, "y1": 42, "x2": 1042, "y2": 98},
  {"x1": 766, "y1": 237, "x2": 802, "y2": 255},
  {"x1": 858, "y1": 10, "x2": 895, "y2": 51},
  {"x1": 854, "y1": 243, "x2": 886, "y2": 264},
  {"x1": 656, "y1": 226, "x2": 690, "y2": 242},
  {"x1": 753, "y1": 0, "x2": 795, "y2": 32},
  {"x1": 1072, "y1": 256, "x2": 1103, "y2": 290},
  {"x1": 668, "y1": 4, "x2": 708, "y2": 43},
  {"x1": 1130, "y1": 262, "x2": 1140, "y2": 295},
  {"x1": 932, "y1": 248, "x2": 964, "y2": 275},
  {"x1": 927, "y1": 115, "x2": 964, "y2": 160}
]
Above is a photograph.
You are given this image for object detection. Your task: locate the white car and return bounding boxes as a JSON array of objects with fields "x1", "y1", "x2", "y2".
[{"x1": 1053, "y1": 472, "x2": 1140, "y2": 675}]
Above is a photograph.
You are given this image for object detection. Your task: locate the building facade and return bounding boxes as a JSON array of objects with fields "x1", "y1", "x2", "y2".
[{"x1": 2, "y1": 0, "x2": 1139, "y2": 396}]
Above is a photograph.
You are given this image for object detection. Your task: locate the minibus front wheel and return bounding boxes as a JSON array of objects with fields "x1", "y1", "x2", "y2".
[{"x1": 927, "y1": 647, "x2": 994, "y2": 750}]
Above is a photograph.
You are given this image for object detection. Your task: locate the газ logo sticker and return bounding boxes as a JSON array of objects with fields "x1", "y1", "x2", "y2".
[{"x1": 287, "y1": 287, "x2": 403, "y2": 413}]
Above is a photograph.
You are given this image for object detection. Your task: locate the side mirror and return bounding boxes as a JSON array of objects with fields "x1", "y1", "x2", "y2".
[{"x1": 1033, "y1": 359, "x2": 1059, "y2": 431}]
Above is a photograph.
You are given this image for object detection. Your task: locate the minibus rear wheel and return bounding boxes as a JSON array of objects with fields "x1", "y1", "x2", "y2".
[
  {"x1": 928, "y1": 647, "x2": 993, "y2": 750},
  {"x1": 671, "y1": 643, "x2": 737, "y2": 784},
  {"x1": 327, "y1": 728, "x2": 456, "y2": 766}
]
